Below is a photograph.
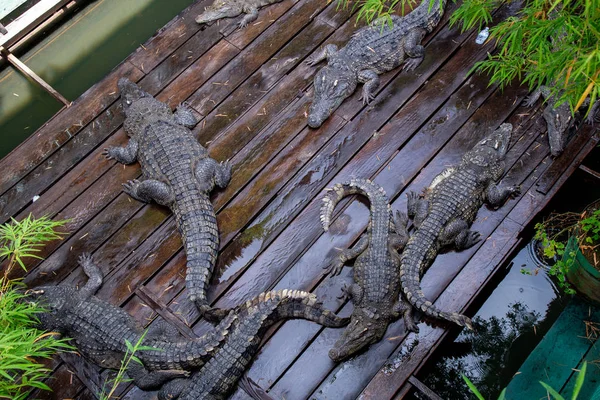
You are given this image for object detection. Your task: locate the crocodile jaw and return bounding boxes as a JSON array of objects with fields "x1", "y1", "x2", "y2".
[
  {"x1": 195, "y1": 4, "x2": 241, "y2": 24},
  {"x1": 328, "y1": 311, "x2": 387, "y2": 362},
  {"x1": 308, "y1": 66, "x2": 356, "y2": 128},
  {"x1": 117, "y1": 78, "x2": 150, "y2": 109}
]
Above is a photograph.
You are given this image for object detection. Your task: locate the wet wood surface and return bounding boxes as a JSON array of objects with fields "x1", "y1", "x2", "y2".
[{"x1": 4, "y1": 0, "x2": 597, "y2": 398}]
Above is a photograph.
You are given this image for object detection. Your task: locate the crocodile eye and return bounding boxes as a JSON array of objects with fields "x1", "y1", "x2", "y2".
[{"x1": 126, "y1": 100, "x2": 132, "y2": 105}]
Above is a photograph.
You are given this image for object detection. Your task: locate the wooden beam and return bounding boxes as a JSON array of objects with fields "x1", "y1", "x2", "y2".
[
  {"x1": 408, "y1": 376, "x2": 445, "y2": 400},
  {"x1": 0, "y1": 0, "x2": 73, "y2": 48},
  {"x1": 0, "y1": 47, "x2": 70, "y2": 106},
  {"x1": 579, "y1": 164, "x2": 600, "y2": 180}
]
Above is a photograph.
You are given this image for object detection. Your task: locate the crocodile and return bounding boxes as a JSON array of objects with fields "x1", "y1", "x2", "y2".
[
  {"x1": 399, "y1": 123, "x2": 521, "y2": 329},
  {"x1": 156, "y1": 290, "x2": 349, "y2": 399},
  {"x1": 305, "y1": 0, "x2": 446, "y2": 128},
  {"x1": 320, "y1": 179, "x2": 418, "y2": 362},
  {"x1": 103, "y1": 78, "x2": 231, "y2": 316},
  {"x1": 524, "y1": 86, "x2": 599, "y2": 156},
  {"x1": 195, "y1": 0, "x2": 283, "y2": 28},
  {"x1": 28, "y1": 254, "x2": 235, "y2": 390}
]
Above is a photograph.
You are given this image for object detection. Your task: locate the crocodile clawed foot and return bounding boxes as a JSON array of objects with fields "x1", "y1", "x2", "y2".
[
  {"x1": 402, "y1": 57, "x2": 422, "y2": 72},
  {"x1": 324, "y1": 258, "x2": 345, "y2": 277},
  {"x1": 77, "y1": 253, "x2": 94, "y2": 266},
  {"x1": 102, "y1": 148, "x2": 114, "y2": 160},
  {"x1": 337, "y1": 284, "x2": 351, "y2": 301},
  {"x1": 237, "y1": 20, "x2": 248, "y2": 29},
  {"x1": 359, "y1": 93, "x2": 375, "y2": 106},
  {"x1": 509, "y1": 185, "x2": 522, "y2": 198},
  {"x1": 305, "y1": 56, "x2": 318, "y2": 66},
  {"x1": 122, "y1": 179, "x2": 140, "y2": 196},
  {"x1": 522, "y1": 96, "x2": 537, "y2": 108}
]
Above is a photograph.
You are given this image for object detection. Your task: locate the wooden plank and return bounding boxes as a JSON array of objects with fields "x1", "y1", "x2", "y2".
[
  {"x1": 408, "y1": 376, "x2": 444, "y2": 400},
  {"x1": 561, "y1": 339, "x2": 600, "y2": 400},
  {"x1": 505, "y1": 297, "x2": 600, "y2": 399}
]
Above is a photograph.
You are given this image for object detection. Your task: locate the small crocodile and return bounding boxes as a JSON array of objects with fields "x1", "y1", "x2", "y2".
[
  {"x1": 195, "y1": 0, "x2": 283, "y2": 28},
  {"x1": 400, "y1": 124, "x2": 521, "y2": 328},
  {"x1": 524, "y1": 86, "x2": 599, "y2": 156},
  {"x1": 28, "y1": 254, "x2": 235, "y2": 390},
  {"x1": 156, "y1": 290, "x2": 349, "y2": 400},
  {"x1": 320, "y1": 179, "x2": 418, "y2": 362},
  {"x1": 104, "y1": 78, "x2": 231, "y2": 316},
  {"x1": 306, "y1": 0, "x2": 446, "y2": 128}
]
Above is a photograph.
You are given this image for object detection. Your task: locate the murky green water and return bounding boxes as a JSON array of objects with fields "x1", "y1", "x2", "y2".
[
  {"x1": 0, "y1": 0, "x2": 195, "y2": 159},
  {"x1": 413, "y1": 154, "x2": 600, "y2": 400}
]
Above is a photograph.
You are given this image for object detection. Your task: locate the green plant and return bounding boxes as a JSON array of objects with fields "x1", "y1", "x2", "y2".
[
  {"x1": 462, "y1": 361, "x2": 587, "y2": 399},
  {"x1": 531, "y1": 204, "x2": 600, "y2": 294},
  {"x1": 336, "y1": 0, "x2": 599, "y2": 117},
  {"x1": 99, "y1": 331, "x2": 156, "y2": 400},
  {"x1": 0, "y1": 215, "x2": 70, "y2": 400}
]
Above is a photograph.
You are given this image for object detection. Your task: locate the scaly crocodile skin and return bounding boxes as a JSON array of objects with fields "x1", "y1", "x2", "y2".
[
  {"x1": 320, "y1": 179, "x2": 417, "y2": 362},
  {"x1": 400, "y1": 123, "x2": 521, "y2": 328},
  {"x1": 196, "y1": 0, "x2": 284, "y2": 28},
  {"x1": 306, "y1": 0, "x2": 446, "y2": 128},
  {"x1": 104, "y1": 78, "x2": 231, "y2": 316}
]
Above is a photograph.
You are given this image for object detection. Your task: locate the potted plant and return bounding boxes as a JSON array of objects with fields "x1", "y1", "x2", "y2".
[{"x1": 533, "y1": 200, "x2": 600, "y2": 301}]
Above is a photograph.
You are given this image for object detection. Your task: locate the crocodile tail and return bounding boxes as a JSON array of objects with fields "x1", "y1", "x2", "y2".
[
  {"x1": 320, "y1": 178, "x2": 390, "y2": 232},
  {"x1": 402, "y1": 285, "x2": 473, "y2": 330},
  {"x1": 239, "y1": 290, "x2": 349, "y2": 328},
  {"x1": 173, "y1": 198, "x2": 219, "y2": 315}
]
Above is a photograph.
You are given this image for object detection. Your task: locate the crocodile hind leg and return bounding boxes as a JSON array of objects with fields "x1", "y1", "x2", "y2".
[
  {"x1": 146, "y1": 319, "x2": 182, "y2": 341},
  {"x1": 238, "y1": 6, "x2": 259, "y2": 28},
  {"x1": 485, "y1": 183, "x2": 521, "y2": 208},
  {"x1": 306, "y1": 44, "x2": 339, "y2": 66},
  {"x1": 407, "y1": 191, "x2": 428, "y2": 228},
  {"x1": 338, "y1": 283, "x2": 363, "y2": 303},
  {"x1": 127, "y1": 362, "x2": 189, "y2": 391},
  {"x1": 391, "y1": 210, "x2": 410, "y2": 248},
  {"x1": 439, "y1": 219, "x2": 481, "y2": 250},
  {"x1": 393, "y1": 297, "x2": 419, "y2": 333},
  {"x1": 195, "y1": 158, "x2": 232, "y2": 192},
  {"x1": 358, "y1": 69, "x2": 380, "y2": 105},
  {"x1": 326, "y1": 234, "x2": 369, "y2": 276},
  {"x1": 174, "y1": 103, "x2": 198, "y2": 128},
  {"x1": 402, "y1": 27, "x2": 427, "y2": 71},
  {"x1": 78, "y1": 253, "x2": 103, "y2": 299},
  {"x1": 122, "y1": 179, "x2": 174, "y2": 206},
  {"x1": 103, "y1": 138, "x2": 139, "y2": 164}
]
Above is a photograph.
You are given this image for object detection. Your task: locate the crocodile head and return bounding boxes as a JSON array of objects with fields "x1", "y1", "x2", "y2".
[
  {"x1": 328, "y1": 308, "x2": 388, "y2": 362},
  {"x1": 118, "y1": 78, "x2": 150, "y2": 108},
  {"x1": 308, "y1": 66, "x2": 357, "y2": 128},
  {"x1": 544, "y1": 102, "x2": 573, "y2": 156},
  {"x1": 26, "y1": 286, "x2": 76, "y2": 333},
  {"x1": 464, "y1": 123, "x2": 512, "y2": 167},
  {"x1": 195, "y1": 0, "x2": 242, "y2": 24}
]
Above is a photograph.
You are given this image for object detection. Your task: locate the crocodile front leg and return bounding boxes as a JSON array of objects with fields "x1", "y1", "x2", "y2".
[
  {"x1": 127, "y1": 362, "x2": 189, "y2": 391},
  {"x1": 146, "y1": 319, "x2": 182, "y2": 341},
  {"x1": 393, "y1": 298, "x2": 419, "y2": 333},
  {"x1": 158, "y1": 378, "x2": 189, "y2": 400},
  {"x1": 122, "y1": 179, "x2": 174, "y2": 206},
  {"x1": 586, "y1": 100, "x2": 600, "y2": 124},
  {"x1": 402, "y1": 27, "x2": 427, "y2": 71},
  {"x1": 358, "y1": 69, "x2": 380, "y2": 105},
  {"x1": 238, "y1": 6, "x2": 259, "y2": 28},
  {"x1": 174, "y1": 103, "x2": 199, "y2": 128},
  {"x1": 407, "y1": 191, "x2": 428, "y2": 228},
  {"x1": 326, "y1": 234, "x2": 369, "y2": 276},
  {"x1": 391, "y1": 210, "x2": 410, "y2": 250},
  {"x1": 78, "y1": 253, "x2": 103, "y2": 299},
  {"x1": 103, "y1": 138, "x2": 139, "y2": 164},
  {"x1": 523, "y1": 85, "x2": 552, "y2": 107},
  {"x1": 306, "y1": 44, "x2": 339, "y2": 66},
  {"x1": 485, "y1": 183, "x2": 520, "y2": 208}
]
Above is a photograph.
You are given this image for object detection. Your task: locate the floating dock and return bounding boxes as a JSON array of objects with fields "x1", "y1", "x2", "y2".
[{"x1": 1, "y1": 0, "x2": 598, "y2": 398}]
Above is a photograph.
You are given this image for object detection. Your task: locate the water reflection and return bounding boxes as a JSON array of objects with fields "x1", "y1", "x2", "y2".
[{"x1": 416, "y1": 241, "x2": 568, "y2": 399}]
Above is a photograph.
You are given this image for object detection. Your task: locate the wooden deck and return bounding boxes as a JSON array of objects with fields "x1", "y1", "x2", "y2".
[{"x1": 2, "y1": 0, "x2": 598, "y2": 398}]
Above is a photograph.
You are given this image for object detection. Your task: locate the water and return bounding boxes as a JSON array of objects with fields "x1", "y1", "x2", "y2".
[{"x1": 0, "y1": 0, "x2": 195, "y2": 159}]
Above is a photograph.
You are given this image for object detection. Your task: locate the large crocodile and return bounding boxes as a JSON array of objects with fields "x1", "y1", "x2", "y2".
[
  {"x1": 400, "y1": 124, "x2": 521, "y2": 328},
  {"x1": 28, "y1": 254, "x2": 233, "y2": 390},
  {"x1": 524, "y1": 86, "x2": 599, "y2": 156},
  {"x1": 195, "y1": 0, "x2": 283, "y2": 28},
  {"x1": 29, "y1": 254, "x2": 348, "y2": 397},
  {"x1": 104, "y1": 78, "x2": 231, "y2": 316},
  {"x1": 306, "y1": 0, "x2": 446, "y2": 128},
  {"x1": 320, "y1": 179, "x2": 418, "y2": 362},
  {"x1": 156, "y1": 291, "x2": 349, "y2": 399}
]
